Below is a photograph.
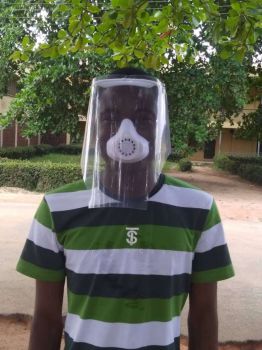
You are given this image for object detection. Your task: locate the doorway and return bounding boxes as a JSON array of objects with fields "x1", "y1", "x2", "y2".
[{"x1": 204, "y1": 140, "x2": 216, "y2": 159}]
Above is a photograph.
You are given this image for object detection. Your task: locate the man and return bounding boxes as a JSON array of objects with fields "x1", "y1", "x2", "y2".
[{"x1": 17, "y1": 67, "x2": 234, "y2": 350}]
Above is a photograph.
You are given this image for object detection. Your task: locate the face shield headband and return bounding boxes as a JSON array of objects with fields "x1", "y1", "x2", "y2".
[{"x1": 81, "y1": 76, "x2": 171, "y2": 209}]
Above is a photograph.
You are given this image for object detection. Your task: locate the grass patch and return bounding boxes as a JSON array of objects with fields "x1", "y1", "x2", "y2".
[{"x1": 30, "y1": 153, "x2": 81, "y2": 164}]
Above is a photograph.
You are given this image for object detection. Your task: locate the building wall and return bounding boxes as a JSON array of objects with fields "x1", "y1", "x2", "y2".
[
  {"x1": 190, "y1": 129, "x2": 257, "y2": 161},
  {"x1": 190, "y1": 150, "x2": 204, "y2": 161},
  {"x1": 41, "y1": 133, "x2": 67, "y2": 146},
  {"x1": 0, "y1": 95, "x2": 67, "y2": 148},
  {"x1": 218, "y1": 129, "x2": 257, "y2": 155},
  {"x1": 17, "y1": 124, "x2": 29, "y2": 147}
]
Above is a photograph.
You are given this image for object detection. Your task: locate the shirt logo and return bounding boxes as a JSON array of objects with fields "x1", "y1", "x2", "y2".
[{"x1": 126, "y1": 227, "x2": 139, "y2": 246}]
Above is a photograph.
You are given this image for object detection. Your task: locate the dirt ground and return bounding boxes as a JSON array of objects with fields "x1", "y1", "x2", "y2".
[
  {"x1": 1, "y1": 165, "x2": 262, "y2": 350},
  {"x1": 1, "y1": 315, "x2": 262, "y2": 350}
]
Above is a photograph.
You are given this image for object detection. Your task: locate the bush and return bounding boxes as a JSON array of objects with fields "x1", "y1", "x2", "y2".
[
  {"x1": 213, "y1": 155, "x2": 238, "y2": 173},
  {"x1": 214, "y1": 154, "x2": 262, "y2": 185},
  {"x1": 35, "y1": 144, "x2": 55, "y2": 155},
  {"x1": 54, "y1": 144, "x2": 82, "y2": 155},
  {"x1": 238, "y1": 164, "x2": 262, "y2": 185},
  {"x1": 0, "y1": 144, "x2": 83, "y2": 160},
  {"x1": 228, "y1": 155, "x2": 262, "y2": 166},
  {"x1": 0, "y1": 160, "x2": 82, "y2": 191},
  {"x1": 178, "y1": 158, "x2": 192, "y2": 172},
  {"x1": 0, "y1": 146, "x2": 38, "y2": 160}
]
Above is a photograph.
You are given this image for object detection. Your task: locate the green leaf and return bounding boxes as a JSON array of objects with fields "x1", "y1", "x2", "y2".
[
  {"x1": 112, "y1": 53, "x2": 123, "y2": 61},
  {"x1": 95, "y1": 47, "x2": 107, "y2": 55},
  {"x1": 137, "y1": 1, "x2": 148, "y2": 14},
  {"x1": 21, "y1": 53, "x2": 29, "y2": 61},
  {"x1": 93, "y1": 32, "x2": 102, "y2": 44},
  {"x1": 153, "y1": 11, "x2": 162, "y2": 19},
  {"x1": 87, "y1": 4, "x2": 100, "y2": 14},
  {"x1": 122, "y1": 14, "x2": 132, "y2": 28},
  {"x1": 72, "y1": 0, "x2": 82, "y2": 6},
  {"x1": 112, "y1": 0, "x2": 133, "y2": 9},
  {"x1": 58, "y1": 29, "x2": 67, "y2": 39},
  {"x1": 160, "y1": 56, "x2": 169, "y2": 65},
  {"x1": 231, "y1": 2, "x2": 241, "y2": 13},
  {"x1": 54, "y1": 4, "x2": 69, "y2": 13},
  {"x1": 234, "y1": 47, "x2": 246, "y2": 61},
  {"x1": 155, "y1": 19, "x2": 169, "y2": 32},
  {"x1": 71, "y1": 8, "x2": 82, "y2": 16},
  {"x1": 144, "y1": 55, "x2": 159, "y2": 69},
  {"x1": 108, "y1": 10, "x2": 118, "y2": 20},
  {"x1": 68, "y1": 20, "x2": 81, "y2": 35},
  {"x1": 220, "y1": 49, "x2": 232, "y2": 59},
  {"x1": 41, "y1": 46, "x2": 58, "y2": 58},
  {"x1": 39, "y1": 43, "x2": 50, "y2": 50},
  {"x1": 9, "y1": 50, "x2": 21, "y2": 61},
  {"x1": 22, "y1": 36, "x2": 30, "y2": 48},
  {"x1": 134, "y1": 49, "x2": 144, "y2": 59}
]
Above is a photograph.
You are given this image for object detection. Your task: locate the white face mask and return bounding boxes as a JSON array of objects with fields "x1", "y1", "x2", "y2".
[{"x1": 106, "y1": 119, "x2": 149, "y2": 163}]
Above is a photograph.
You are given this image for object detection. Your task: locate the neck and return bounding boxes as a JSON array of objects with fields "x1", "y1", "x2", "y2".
[{"x1": 101, "y1": 162, "x2": 156, "y2": 200}]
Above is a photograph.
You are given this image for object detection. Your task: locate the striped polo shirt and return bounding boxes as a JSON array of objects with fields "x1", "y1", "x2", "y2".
[{"x1": 16, "y1": 174, "x2": 234, "y2": 350}]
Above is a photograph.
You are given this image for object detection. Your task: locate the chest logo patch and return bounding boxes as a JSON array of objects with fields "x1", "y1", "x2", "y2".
[{"x1": 126, "y1": 227, "x2": 139, "y2": 246}]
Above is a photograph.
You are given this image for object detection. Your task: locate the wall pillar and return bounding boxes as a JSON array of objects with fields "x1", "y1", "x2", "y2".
[
  {"x1": 218, "y1": 130, "x2": 222, "y2": 154},
  {"x1": 15, "y1": 121, "x2": 18, "y2": 147},
  {"x1": 0, "y1": 128, "x2": 3, "y2": 148},
  {"x1": 257, "y1": 141, "x2": 261, "y2": 156},
  {"x1": 66, "y1": 133, "x2": 71, "y2": 145}
]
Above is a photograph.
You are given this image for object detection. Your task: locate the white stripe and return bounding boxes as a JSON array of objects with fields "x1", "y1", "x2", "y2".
[
  {"x1": 195, "y1": 223, "x2": 226, "y2": 253},
  {"x1": 46, "y1": 183, "x2": 213, "y2": 212},
  {"x1": 65, "y1": 248, "x2": 193, "y2": 275},
  {"x1": 45, "y1": 188, "x2": 118, "y2": 212},
  {"x1": 45, "y1": 190, "x2": 92, "y2": 212},
  {"x1": 65, "y1": 313, "x2": 180, "y2": 348},
  {"x1": 149, "y1": 184, "x2": 213, "y2": 210},
  {"x1": 28, "y1": 219, "x2": 62, "y2": 253}
]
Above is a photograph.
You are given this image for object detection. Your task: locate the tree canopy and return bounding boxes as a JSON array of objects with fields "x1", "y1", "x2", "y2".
[
  {"x1": 0, "y1": 0, "x2": 261, "y2": 155},
  {"x1": 9, "y1": 0, "x2": 262, "y2": 69}
]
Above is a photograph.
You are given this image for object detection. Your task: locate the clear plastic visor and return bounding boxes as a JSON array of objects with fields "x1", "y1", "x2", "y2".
[{"x1": 81, "y1": 76, "x2": 171, "y2": 209}]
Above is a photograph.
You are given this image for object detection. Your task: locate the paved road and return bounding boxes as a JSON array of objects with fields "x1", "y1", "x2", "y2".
[{"x1": 0, "y1": 186, "x2": 262, "y2": 343}]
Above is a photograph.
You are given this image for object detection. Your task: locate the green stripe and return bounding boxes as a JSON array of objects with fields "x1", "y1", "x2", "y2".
[
  {"x1": 34, "y1": 199, "x2": 54, "y2": 229},
  {"x1": 192, "y1": 264, "x2": 235, "y2": 283},
  {"x1": 16, "y1": 258, "x2": 65, "y2": 282},
  {"x1": 203, "y1": 200, "x2": 221, "y2": 231},
  {"x1": 57, "y1": 224, "x2": 200, "y2": 251},
  {"x1": 164, "y1": 175, "x2": 199, "y2": 190},
  {"x1": 68, "y1": 290, "x2": 187, "y2": 323}
]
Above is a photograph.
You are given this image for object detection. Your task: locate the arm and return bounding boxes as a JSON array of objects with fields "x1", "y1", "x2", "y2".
[
  {"x1": 188, "y1": 282, "x2": 218, "y2": 350},
  {"x1": 28, "y1": 280, "x2": 65, "y2": 350}
]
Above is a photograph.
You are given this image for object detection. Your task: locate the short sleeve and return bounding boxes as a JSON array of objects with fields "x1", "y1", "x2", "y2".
[
  {"x1": 16, "y1": 197, "x2": 65, "y2": 282},
  {"x1": 191, "y1": 199, "x2": 235, "y2": 283}
]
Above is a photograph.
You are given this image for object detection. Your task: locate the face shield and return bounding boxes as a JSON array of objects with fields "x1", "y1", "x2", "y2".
[{"x1": 81, "y1": 75, "x2": 171, "y2": 209}]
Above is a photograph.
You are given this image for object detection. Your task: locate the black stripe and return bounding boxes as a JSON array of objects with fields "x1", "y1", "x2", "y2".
[
  {"x1": 64, "y1": 332, "x2": 180, "y2": 350},
  {"x1": 192, "y1": 244, "x2": 231, "y2": 272},
  {"x1": 53, "y1": 202, "x2": 208, "y2": 232},
  {"x1": 66, "y1": 270, "x2": 191, "y2": 299},
  {"x1": 21, "y1": 239, "x2": 65, "y2": 270}
]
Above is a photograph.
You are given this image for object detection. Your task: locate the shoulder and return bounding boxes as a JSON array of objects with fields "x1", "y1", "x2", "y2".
[
  {"x1": 44, "y1": 180, "x2": 91, "y2": 213},
  {"x1": 151, "y1": 174, "x2": 214, "y2": 211},
  {"x1": 46, "y1": 180, "x2": 87, "y2": 195}
]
